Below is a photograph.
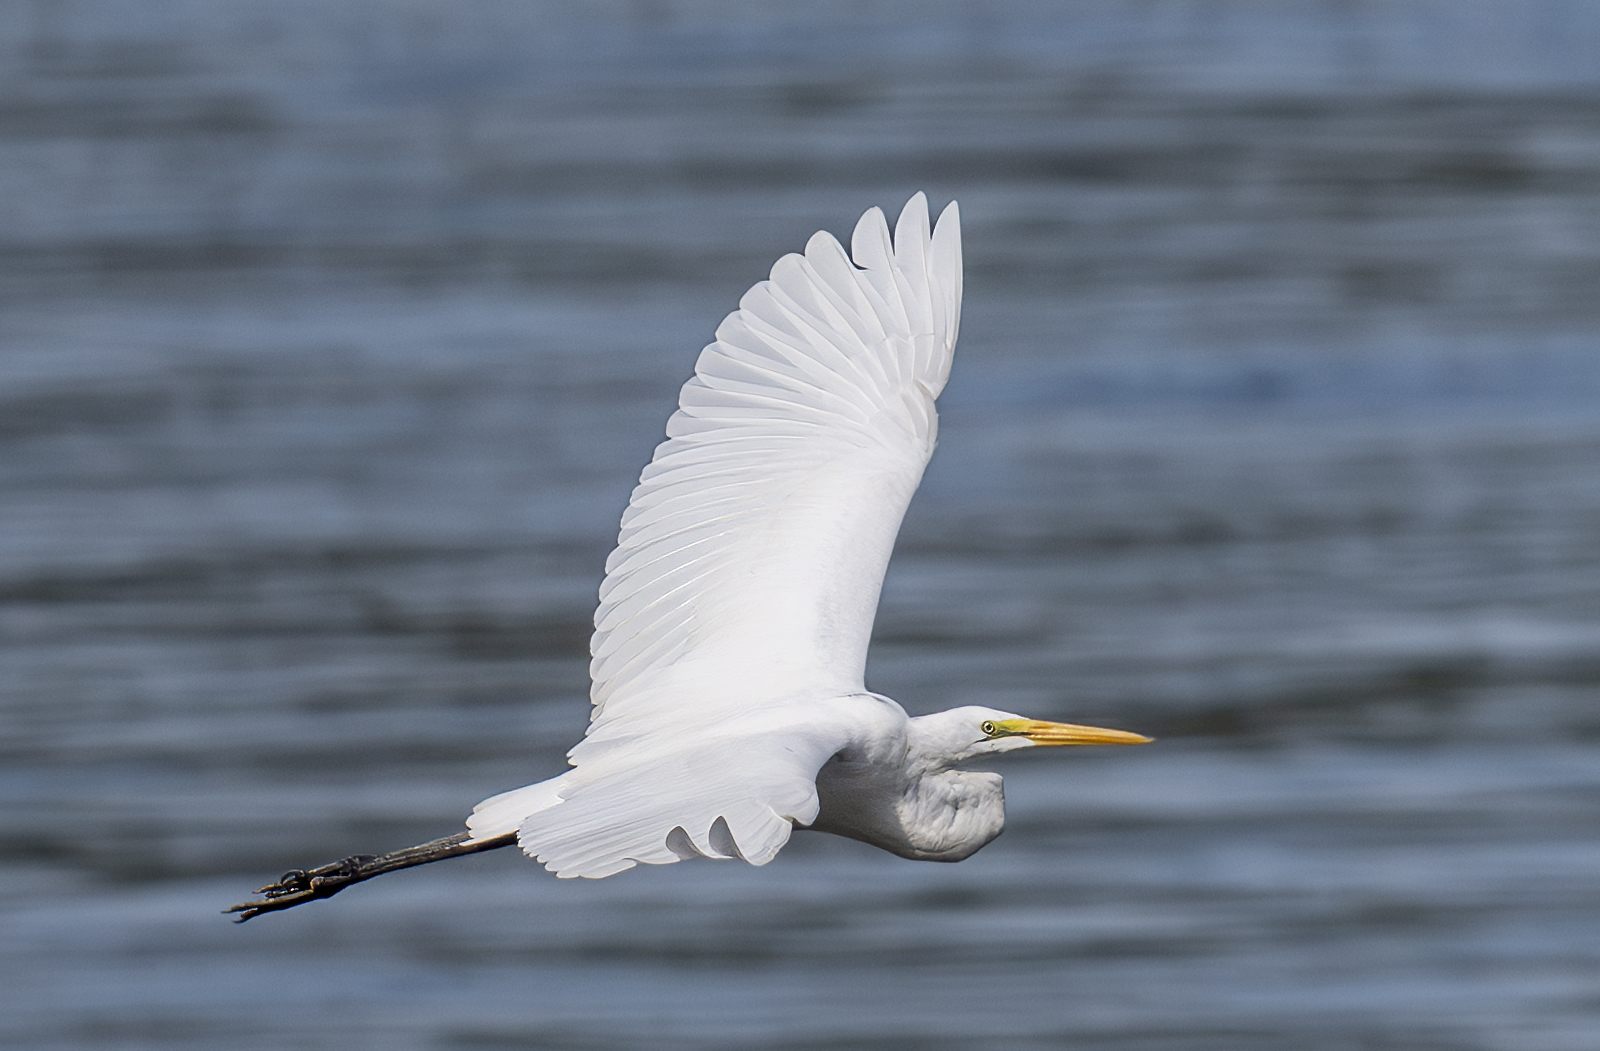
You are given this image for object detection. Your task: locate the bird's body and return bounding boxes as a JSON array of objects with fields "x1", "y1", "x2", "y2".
[{"x1": 228, "y1": 194, "x2": 1149, "y2": 920}]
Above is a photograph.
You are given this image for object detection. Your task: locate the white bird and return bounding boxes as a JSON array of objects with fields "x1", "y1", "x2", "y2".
[{"x1": 228, "y1": 193, "x2": 1149, "y2": 921}]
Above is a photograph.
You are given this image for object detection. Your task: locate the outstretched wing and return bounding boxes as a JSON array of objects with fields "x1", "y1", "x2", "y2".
[
  {"x1": 574, "y1": 193, "x2": 962, "y2": 764},
  {"x1": 472, "y1": 195, "x2": 961, "y2": 878}
]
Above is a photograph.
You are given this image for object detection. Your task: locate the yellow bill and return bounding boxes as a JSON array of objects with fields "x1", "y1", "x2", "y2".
[{"x1": 986, "y1": 718, "x2": 1153, "y2": 746}]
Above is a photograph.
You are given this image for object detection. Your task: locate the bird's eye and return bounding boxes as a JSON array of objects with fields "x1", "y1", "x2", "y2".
[{"x1": 980, "y1": 721, "x2": 997, "y2": 736}]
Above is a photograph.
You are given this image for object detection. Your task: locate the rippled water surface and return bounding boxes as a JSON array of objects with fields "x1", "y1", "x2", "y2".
[{"x1": 3, "y1": 4, "x2": 1599, "y2": 1050}]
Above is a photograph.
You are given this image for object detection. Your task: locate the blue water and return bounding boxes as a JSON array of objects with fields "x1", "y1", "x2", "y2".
[{"x1": 3, "y1": 4, "x2": 1599, "y2": 1049}]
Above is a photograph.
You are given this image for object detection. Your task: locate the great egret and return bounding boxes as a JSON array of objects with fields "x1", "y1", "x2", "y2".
[{"x1": 227, "y1": 194, "x2": 1150, "y2": 921}]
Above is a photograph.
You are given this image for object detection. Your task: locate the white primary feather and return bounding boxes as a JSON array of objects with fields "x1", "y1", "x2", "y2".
[
  {"x1": 584, "y1": 192, "x2": 961, "y2": 750},
  {"x1": 468, "y1": 194, "x2": 962, "y2": 877}
]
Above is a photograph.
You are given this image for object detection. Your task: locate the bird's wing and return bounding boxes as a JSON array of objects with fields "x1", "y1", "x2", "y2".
[
  {"x1": 572, "y1": 193, "x2": 962, "y2": 766},
  {"x1": 472, "y1": 196, "x2": 960, "y2": 877}
]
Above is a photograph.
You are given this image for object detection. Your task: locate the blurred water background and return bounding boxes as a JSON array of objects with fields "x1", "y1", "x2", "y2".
[{"x1": 3, "y1": 2, "x2": 1599, "y2": 1049}]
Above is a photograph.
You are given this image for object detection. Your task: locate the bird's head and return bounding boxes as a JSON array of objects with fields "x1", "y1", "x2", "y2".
[{"x1": 907, "y1": 705, "x2": 1152, "y2": 769}]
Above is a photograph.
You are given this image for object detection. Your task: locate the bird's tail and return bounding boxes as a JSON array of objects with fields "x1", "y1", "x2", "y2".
[{"x1": 465, "y1": 775, "x2": 565, "y2": 842}]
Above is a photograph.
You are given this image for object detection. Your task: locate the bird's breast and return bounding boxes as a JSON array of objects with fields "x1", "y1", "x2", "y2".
[{"x1": 810, "y1": 762, "x2": 1006, "y2": 863}]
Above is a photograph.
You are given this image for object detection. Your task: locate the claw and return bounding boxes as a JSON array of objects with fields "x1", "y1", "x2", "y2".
[
  {"x1": 226, "y1": 857, "x2": 366, "y2": 920},
  {"x1": 253, "y1": 870, "x2": 308, "y2": 897}
]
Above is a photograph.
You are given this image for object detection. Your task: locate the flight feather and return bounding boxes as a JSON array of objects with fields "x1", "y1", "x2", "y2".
[{"x1": 577, "y1": 193, "x2": 962, "y2": 762}]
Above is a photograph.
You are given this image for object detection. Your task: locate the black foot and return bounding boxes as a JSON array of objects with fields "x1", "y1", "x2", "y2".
[
  {"x1": 224, "y1": 854, "x2": 379, "y2": 922},
  {"x1": 224, "y1": 832, "x2": 515, "y2": 922}
]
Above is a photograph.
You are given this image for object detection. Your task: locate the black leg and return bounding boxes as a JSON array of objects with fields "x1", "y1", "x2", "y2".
[{"x1": 224, "y1": 831, "x2": 517, "y2": 922}]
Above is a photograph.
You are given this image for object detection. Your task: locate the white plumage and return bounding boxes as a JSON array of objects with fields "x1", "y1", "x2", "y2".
[
  {"x1": 227, "y1": 194, "x2": 1147, "y2": 921},
  {"x1": 468, "y1": 194, "x2": 960, "y2": 876},
  {"x1": 464, "y1": 194, "x2": 1147, "y2": 880},
  {"x1": 587, "y1": 192, "x2": 960, "y2": 736}
]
